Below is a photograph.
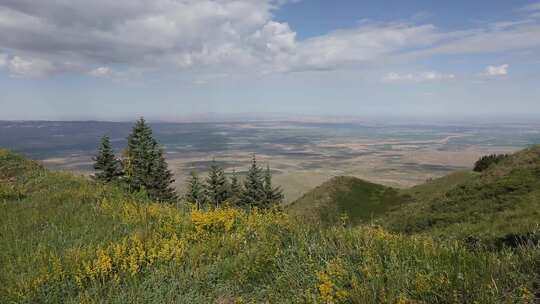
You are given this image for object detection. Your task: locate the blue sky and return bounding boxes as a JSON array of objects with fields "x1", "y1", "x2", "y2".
[
  {"x1": 0, "y1": 0, "x2": 540, "y2": 120},
  {"x1": 277, "y1": 1, "x2": 536, "y2": 35}
]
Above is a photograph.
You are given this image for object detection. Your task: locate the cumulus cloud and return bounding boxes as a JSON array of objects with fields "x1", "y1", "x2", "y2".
[
  {"x1": 382, "y1": 71, "x2": 455, "y2": 83},
  {"x1": 481, "y1": 64, "x2": 509, "y2": 77},
  {"x1": 0, "y1": 1, "x2": 539, "y2": 78},
  {"x1": 0, "y1": 0, "x2": 293, "y2": 76}
]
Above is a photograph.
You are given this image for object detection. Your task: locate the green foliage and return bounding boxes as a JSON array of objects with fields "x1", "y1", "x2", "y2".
[
  {"x1": 148, "y1": 147, "x2": 177, "y2": 202},
  {"x1": 473, "y1": 153, "x2": 509, "y2": 172},
  {"x1": 262, "y1": 164, "x2": 284, "y2": 208},
  {"x1": 186, "y1": 157, "x2": 280, "y2": 209},
  {"x1": 0, "y1": 152, "x2": 538, "y2": 303},
  {"x1": 93, "y1": 135, "x2": 123, "y2": 182},
  {"x1": 125, "y1": 117, "x2": 154, "y2": 191},
  {"x1": 229, "y1": 169, "x2": 241, "y2": 205},
  {"x1": 205, "y1": 160, "x2": 230, "y2": 208},
  {"x1": 124, "y1": 118, "x2": 176, "y2": 202},
  {"x1": 239, "y1": 154, "x2": 266, "y2": 208},
  {"x1": 185, "y1": 171, "x2": 205, "y2": 209}
]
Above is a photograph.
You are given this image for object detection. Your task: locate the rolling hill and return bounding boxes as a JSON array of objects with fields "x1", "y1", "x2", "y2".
[
  {"x1": 288, "y1": 176, "x2": 410, "y2": 225},
  {"x1": 289, "y1": 145, "x2": 540, "y2": 246},
  {"x1": 385, "y1": 145, "x2": 540, "y2": 244}
]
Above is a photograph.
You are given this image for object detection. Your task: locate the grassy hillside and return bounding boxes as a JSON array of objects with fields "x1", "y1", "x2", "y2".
[
  {"x1": 288, "y1": 176, "x2": 409, "y2": 225},
  {"x1": 289, "y1": 146, "x2": 540, "y2": 247},
  {"x1": 384, "y1": 146, "x2": 540, "y2": 245},
  {"x1": 1, "y1": 149, "x2": 539, "y2": 303},
  {"x1": 287, "y1": 172, "x2": 476, "y2": 227},
  {"x1": 399, "y1": 171, "x2": 477, "y2": 203}
]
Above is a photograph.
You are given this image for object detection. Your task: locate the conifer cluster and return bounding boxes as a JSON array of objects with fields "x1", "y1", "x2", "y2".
[
  {"x1": 94, "y1": 118, "x2": 282, "y2": 207},
  {"x1": 473, "y1": 154, "x2": 509, "y2": 172},
  {"x1": 93, "y1": 118, "x2": 176, "y2": 202},
  {"x1": 185, "y1": 154, "x2": 283, "y2": 209}
]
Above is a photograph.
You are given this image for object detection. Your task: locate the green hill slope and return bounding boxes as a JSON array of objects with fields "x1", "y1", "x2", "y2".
[
  {"x1": 384, "y1": 145, "x2": 540, "y2": 244},
  {"x1": 288, "y1": 176, "x2": 409, "y2": 225},
  {"x1": 288, "y1": 146, "x2": 540, "y2": 247},
  {"x1": 1, "y1": 149, "x2": 539, "y2": 303},
  {"x1": 399, "y1": 170, "x2": 477, "y2": 202}
]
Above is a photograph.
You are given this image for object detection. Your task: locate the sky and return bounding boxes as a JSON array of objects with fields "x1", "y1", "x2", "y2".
[{"x1": 0, "y1": 0, "x2": 540, "y2": 121}]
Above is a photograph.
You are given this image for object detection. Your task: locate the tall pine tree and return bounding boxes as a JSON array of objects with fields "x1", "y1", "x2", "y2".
[
  {"x1": 124, "y1": 117, "x2": 154, "y2": 191},
  {"x1": 262, "y1": 164, "x2": 283, "y2": 207},
  {"x1": 125, "y1": 118, "x2": 176, "y2": 202},
  {"x1": 239, "y1": 154, "x2": 265, "y2": 208},
  {"x1": 93, "y1": 135, "x2": 123, "y2": 182},
  {"x1": 185, "y1": 171, "x2": 204, "y2": 209},
  {"x1": 205, "y1": 160, "x2": 230, "y2": 207}
]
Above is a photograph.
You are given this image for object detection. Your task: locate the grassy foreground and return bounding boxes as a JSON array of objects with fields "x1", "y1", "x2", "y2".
[{"x1": 1, "y1": 149, "x2": 539, "y2": 303}]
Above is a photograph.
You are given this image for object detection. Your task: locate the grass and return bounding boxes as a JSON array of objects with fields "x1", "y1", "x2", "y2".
[
  {"x1": 399, "y1": 171, "x2": 477, "y2": 202},
  {"x1": 383, "y1": 146, "x2": 540, "y2": 246},
  {"x1": 288, "y1": 176, "x2": 408, "y2": 225},
  {"x1": 288, "y1": 146, "x2": 540, "y2": 247},
  {"x1": 287, "y1": 172, "x2": 478, "y2": 227},
  {"x1": 1, "y1": 149, "x2": 539, "y2": 303}
]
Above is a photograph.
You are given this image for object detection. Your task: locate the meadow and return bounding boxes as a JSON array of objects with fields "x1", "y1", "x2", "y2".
[{"x1": 1, "y1": 149, "x2": 539, "y2": 303}]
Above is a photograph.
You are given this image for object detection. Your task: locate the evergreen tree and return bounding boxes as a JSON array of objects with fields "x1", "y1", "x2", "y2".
[
  {"x1": 185, "y1": 171, "x2": 204, "y2": 209},
  {"x1": 205, "y1": 160, "x2": 230, "y2": 207},
  {"x1": 229, "y1": 169, "x2": 242, "y2": 205},
  {"x1": 148, "y1": 147, "x2": 176, "y2": 202},
  {"x1": 239, "y1": 154, "x2": 265, "y2": 208},
  {"x1": 124, "y1": 118, "x2": 154, "y2": 191},
  {"x1": 125, "y1": 117, "x2": 176, "y2": 202},
  {"x1": 262, "y1": 164, "x2": 284, "y2": 207},
  {"x1": 93, "y1": 135, "x2": 123, "y2": 182}
]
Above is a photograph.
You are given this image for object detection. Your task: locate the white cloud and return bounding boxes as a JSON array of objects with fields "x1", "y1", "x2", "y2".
[
  {"x1": 489, "y1": 20, "x2": 535, "y2": 30},
  {"x1": 88, "y1": 66, "x2": 113, "y2": 78},
  {"x1": 382, "y1": 71, "x2": 455, "y2": 83},
  {"x1": 88, "y1": 66, "x2": 137, "y2": 83},
  {"x1": 481, "y1": 64, "x2": 509, "y2": 77},
  {"x1": 282, "y1": 24, "x2": 440, "y2": 72},
  {"x1": 0, "y1": 1, "x2": 539, "y2": 78},
  {"x1": 415, "y1": 25, "x2": 540, "y2": 57},
  {"x1": 7, "y1": 56, "x2": 57, "y2": 78},
  {"x1": 0, "y1": 53, "x2": 7, "y2": 67},
  {"x1": 0, "y1": 0, "x2": 294, "y2": 77},
  {"x1": 251, "y1": 21, "x2": 296, "y2": 57}
]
